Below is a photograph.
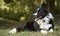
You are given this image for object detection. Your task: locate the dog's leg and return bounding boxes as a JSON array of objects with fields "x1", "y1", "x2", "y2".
[{"x1": 8, "y1": 28, "x2": 17, "y2": 34}]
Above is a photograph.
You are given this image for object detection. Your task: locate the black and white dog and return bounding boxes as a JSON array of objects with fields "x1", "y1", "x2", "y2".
[
  {"x1": 33, "y1": 3, "x2": 54, "y2": 33},
  {"x1": 8, "y1": 3, "x2": 54, "y2": 34}
]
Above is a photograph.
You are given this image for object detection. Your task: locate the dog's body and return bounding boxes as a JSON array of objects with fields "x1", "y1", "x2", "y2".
[
  {"x1": 8, "y1": 2, "x2": 54, "y2": 34},
  {"x1": 8, "y1": 21, "x2": 40, "y2": 34},
  {"x1": 8, "y1": 12, "x2": 54, "y2": 34},
  {"x1": 34, "y1": 12, "x2": 54, "y2": 33},
  {"x1": 16, "y1": 21, "x2": 39, "y2": 32}
]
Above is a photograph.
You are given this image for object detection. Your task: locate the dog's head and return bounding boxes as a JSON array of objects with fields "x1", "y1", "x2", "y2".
[{"x1": 33, "y1": 2, "x2": 48, "y2": 19}]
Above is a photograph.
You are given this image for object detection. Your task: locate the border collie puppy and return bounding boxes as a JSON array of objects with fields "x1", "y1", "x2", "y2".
[
  {"x1": 8, "y1": 2, "x2": 54, "y2": 34},
  {"x1": 34, "y1": 13, "x2": 54, "y2": 33},
  {"x1": 33, "y1": 2, "x2": 54, "y2": 33}
]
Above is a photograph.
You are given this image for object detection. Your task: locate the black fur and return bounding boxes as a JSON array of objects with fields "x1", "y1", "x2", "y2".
[
  {"x1": 49, "y1": 19, "x2": 54, "y2": 30},
  {"x1": 36, "y1": 3, "x2": 48, "y2": 19},
  {"x1": 16, "y1": 21, "x2": 40, "y2": 32}
]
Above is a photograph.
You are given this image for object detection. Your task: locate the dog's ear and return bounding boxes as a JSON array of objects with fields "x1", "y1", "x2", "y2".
[
  {"x1": 42, "y1": 2, "x2": 47, "y2": 8},
  {"x1": 42, "y1": 2, "x2": 48, "y2": 12}
]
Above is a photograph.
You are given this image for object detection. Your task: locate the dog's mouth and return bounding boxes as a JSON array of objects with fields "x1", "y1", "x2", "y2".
[{"x1": 34, "y1": 16, "x2": 42, "y2": 21}]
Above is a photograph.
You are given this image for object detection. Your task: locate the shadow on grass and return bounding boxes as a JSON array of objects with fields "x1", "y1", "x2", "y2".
[{"x1": 0, "y1": 18, "x2": 22, "y2": 29}]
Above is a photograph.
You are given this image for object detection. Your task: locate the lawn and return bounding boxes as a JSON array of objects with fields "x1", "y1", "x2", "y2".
[
  {"x1": 0, "y1": 25, "x2": 60, "y2": 36},
  {"x1": 0, "y1": 18, "x2": 60, "y2": 36}
]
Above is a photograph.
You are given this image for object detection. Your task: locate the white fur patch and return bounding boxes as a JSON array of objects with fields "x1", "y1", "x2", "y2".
[
  {"x1": 36, "y1": 16, "x2": 50, "y2": 30},
  {"x1": 41, "y1": 30, "x2": 47, "y2": 34},
  {"x1": 36, "y1": 19, "x2": 43, "y2": 25},
  {"x1": 8, "y1": 28, "x2": 17, "y2": 34},
  {"x1": 40, "y1": 24, "x2": 52, "y2": 30},
  {"x1": 49, "y1": 29, "x2": 53, "y2": 32},
  {"x1": 43, "y1": 17, "x2": 49, "y2": 24},
  {"x1": 47, "y1": 13, "x2": 54, "y2": 19}
]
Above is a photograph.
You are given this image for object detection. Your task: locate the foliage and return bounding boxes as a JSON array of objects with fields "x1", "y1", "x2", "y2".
[
  {"x1": 0, "y1": 0, "x2": 59, "y2": 22},
  {"x1": 0, "y1": 0, "x2": 60, "y2": 27}
]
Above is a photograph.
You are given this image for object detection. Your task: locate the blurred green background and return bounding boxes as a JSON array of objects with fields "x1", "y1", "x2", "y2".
[
  {"x1": 0, "y1": 0, "x2": 60, "y2": 29},
  {"x1": 0, "y1": 0, "x2": 60, "y2": 36}
]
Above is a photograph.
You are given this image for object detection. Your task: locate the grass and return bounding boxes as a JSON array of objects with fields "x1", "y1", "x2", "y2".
[
  {"x1": 0, "y1": 25, "x2": 60, "y2": 36},
  {"x1": 0, "y1": 17, "x2": 60, "y2": 36}
]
